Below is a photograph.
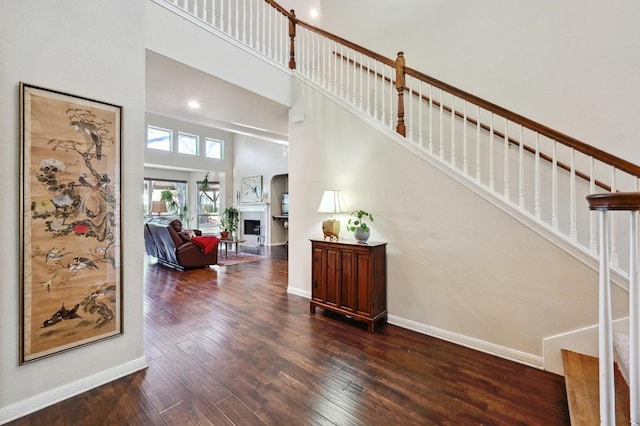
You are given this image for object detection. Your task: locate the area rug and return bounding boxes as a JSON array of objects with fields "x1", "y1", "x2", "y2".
[{"x1": 216, "y1": 253, "x2": 266, "y2": 266}]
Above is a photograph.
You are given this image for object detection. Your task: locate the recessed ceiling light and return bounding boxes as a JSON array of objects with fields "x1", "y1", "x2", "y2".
[
  {"x1": 188, "y1": 101, "x2": 200, "y2": 109},
  {"x1": 310, "y1": 9, "x2": 319, "y2": 18}
]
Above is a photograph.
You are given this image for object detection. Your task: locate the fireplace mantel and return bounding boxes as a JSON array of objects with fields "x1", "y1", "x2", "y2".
[{"x1": 237, "y1": 203, "x2": 269, "y2": 213}]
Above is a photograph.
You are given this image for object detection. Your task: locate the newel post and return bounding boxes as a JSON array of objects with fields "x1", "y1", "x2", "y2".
[
  {"x1": 395, "y1": 51, "x2": 406, "y2": 137},
  {"x1": 288, "y1": 9, "x2": 296, "y2": 69}
]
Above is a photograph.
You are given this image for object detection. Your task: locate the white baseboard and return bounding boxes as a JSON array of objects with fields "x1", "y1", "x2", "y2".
[
  {"x1": 388, "y1": 315, "x2": 544, "y2": 369},
  {"x1": 543, "y1": 317, "x2": 629, "y2": 376},
  {"x1": 282, "y1": 290, "x2": 544, "y2": 369},
  {"x1": 0, "y1": 356, "x2": 148, "y2": 425},
  {"x1": 287, "y1": 286, "x2": 311, "y2": 299}
]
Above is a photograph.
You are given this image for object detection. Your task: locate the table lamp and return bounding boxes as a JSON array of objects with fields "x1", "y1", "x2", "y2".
[
  {"x1": 317, "y1": 190, "x2": 347, "y2": 240},
  {"x1": 150, "y1": 200, "x2": 167, "y2": 215}
]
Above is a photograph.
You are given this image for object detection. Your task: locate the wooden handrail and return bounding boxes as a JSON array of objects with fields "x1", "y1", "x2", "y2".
[
  {"x1": 587, "y1": 192, "x2": 640, "y2": 211},
  {"x1": 266, "y1": 0, "x2": 640, "y2": 181},
  {"x1": 333, "y1": 52, "x2": 613, "y2": 191},
  {"x1": 403, "y1": 66, "x2": 640, "y2": 178}
]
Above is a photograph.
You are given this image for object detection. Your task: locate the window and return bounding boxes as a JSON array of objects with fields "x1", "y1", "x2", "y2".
[
  {"x1": 178, "y1": 132, "x2": 198, "y2": 155},
  {"x1": 143, "y1": 179, "x2": 187, "y2": 217},
  {"x1": 205, "y1": 138, "x2": 223, "y2": 159},
  {"x1": 197, "y1": 179, "x2": 221, "y2": 230},
  {"x1": 147, "y1": 126, "x2": 172, "y2": 151}
]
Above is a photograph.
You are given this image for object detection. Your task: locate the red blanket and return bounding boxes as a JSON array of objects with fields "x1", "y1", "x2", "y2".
[{"x1": 191, "y1": 236, "x2": 220, "y2": 254}]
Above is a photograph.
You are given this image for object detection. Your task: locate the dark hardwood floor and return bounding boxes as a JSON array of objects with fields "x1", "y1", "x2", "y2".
[{"x1": 10, "y1": 245, "x2": 570, "y2": 425}]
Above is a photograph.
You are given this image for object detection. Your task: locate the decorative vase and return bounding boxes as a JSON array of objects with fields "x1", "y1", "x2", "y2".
[
  {"x1": 220, "y1": 231, "x2": 229, "y2": 240},
  {"x1": 354, "y1": 227, "x2": 370, "y2": 243}
]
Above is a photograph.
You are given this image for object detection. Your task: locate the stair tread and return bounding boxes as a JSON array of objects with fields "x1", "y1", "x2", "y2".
[{"x1": 561, "y1": 349, "x2": 630, "y2": 426}]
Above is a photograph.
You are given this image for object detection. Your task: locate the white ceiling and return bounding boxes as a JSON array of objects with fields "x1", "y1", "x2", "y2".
[
  {"x1": 145, "y1": 51, "x2": 290, "y2": 143},
  {"x1": 144, "y1": 0, "x2": 321, "y2": 144}
]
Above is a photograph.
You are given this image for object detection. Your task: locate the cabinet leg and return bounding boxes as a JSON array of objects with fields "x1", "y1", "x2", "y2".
[
  {"x1": 368, "y1": 322, "x2": 375, "y2": 333},
  {"x1": 310, "y1": 303, "x2": 316, "y2": 314}
]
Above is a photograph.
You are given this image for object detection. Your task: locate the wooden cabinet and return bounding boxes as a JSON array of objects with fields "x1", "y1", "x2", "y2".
[{"x1": 310, "y1": 239, "x2": 387, "y2": 332}]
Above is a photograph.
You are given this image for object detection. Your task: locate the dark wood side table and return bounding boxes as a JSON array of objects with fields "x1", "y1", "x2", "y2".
[
  {"x1": 219, "y1": 239, "x2": 245, "y2": 257},
  {"x1": 310, "y1": 239, "x2": 387, "y2": 332}
]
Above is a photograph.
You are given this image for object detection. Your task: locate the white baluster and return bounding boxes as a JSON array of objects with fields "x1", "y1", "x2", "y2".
[
  {"x1": 408, "y1": 76, "x2": 414, "y2": 142},
  {"x1": 339, "y1": 45, "x2": 344, "y2": 98},
  {"x1": 351, "y1": 49, "x2": 357, "y2": 105},
  {"x1": 388, "y1": 65, "x2": 393, "y2": 130},
  {"x1": 534, "y1": 133, "x2": 541, "y2": 219},
  {"x1": 570, "y1": 149, "x2": 577, "y2": 241},
  {"x1": 248, "y1": 0, "x2": 253, "y2": 48},
  {"x1": 193, "y1": 0, "x2": 198, "y2": 16},
  {"x1": 260, "y1": 1, "x2": 266, "y2": 54},
  {"x1": 630, "y1": 209, "x2": 640, "y2": 426},
  {"x1": 220, "y1": 0, "x2": 225, "y2": 33},
  {"x1": 428, "y1": 85, "x2": 434, "y2": 155},
  {"x1": 268, "y1": 4, "x2": 274, "y2": 58},
  {"x1": 504, "y1": 119, "x2": 510, "y2": 201},
  {"x1": 589, "y1": 158, "x2": 597, "y2": 252},
  {"x1": 373, "y1": 60, "x2": 378, "y2": 120},
  {"x1": 611, "y1": 169, "x2": 619, "y2": 268},
  {"x1": 518, "y1": 125, "x2": 524, "y2": 208},
  {"x1": 320, "y1": 37, "x2": 327, "y2": 89},
  {"x1": 475, "y1": 105, "x2": 481, "y2": 182},
  {"x1": 235, "y1": 0, "x2": 240, "y2": 40},
  {"x1": 462, "y1": 101, "x2": 468, "y2": 175},
  {"x1": 552, "y1": 141, "x2": 558, "y2": 230},
  {"x1": 489, "y1": 113, "x2": 495, "y2": 192},
  {"x1": 366, "y1": 56, "x2": 371, "y2": 116},
  {"x1": 359, "y1": 53, "x2": 364, "y2": 111},
  {"x1": 380, "y1": 64, "x2": 385, "y2": 125},
  {"x1": 598, "y1": 210, "x2": 616, "y2": 426},
  {"x1": 332, "y1": 41, "x2": 338, "y2": 95},
  {"x1": 450, "y1": 94, "x2": 456, "y2": 166},
  {"x1": 439, "y1": 89, "x2": 444, "y2": 161},
  {"x1": 241, "y1": 0, "x2": 247, "y2": 43},
  {"x1": 418, "y1": 80, "x2": 424, "y2": 149},
  {"x1": 203, "y1": 0, "x2": 208, "y2": 23}
]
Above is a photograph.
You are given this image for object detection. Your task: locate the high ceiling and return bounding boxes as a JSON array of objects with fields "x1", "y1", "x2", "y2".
[
  {"x1": 145, "y1": 51, "x2": 290, "y2": 143},
  {"x1": 144, "y1": 0, "x2": 321, "y2": 144}
]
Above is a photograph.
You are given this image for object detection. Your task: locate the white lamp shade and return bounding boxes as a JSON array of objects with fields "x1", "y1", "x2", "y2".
[
  {"x1": 151, "y1": 200, "x2": 168, "y2": 214},
  {"x1": 317, "y1": 190, "x2": 348, "y2": 214}
]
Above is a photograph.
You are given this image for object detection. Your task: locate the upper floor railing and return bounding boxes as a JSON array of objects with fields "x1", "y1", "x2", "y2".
[{"x1": 158, "y1": 0, "x2": 640, "y2": 277}]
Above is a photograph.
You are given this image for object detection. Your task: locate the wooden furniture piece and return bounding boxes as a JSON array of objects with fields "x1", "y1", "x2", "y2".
[
  {"x1": 310, "y1": 239, "x2": 387, "y2": 332},
  {"x1": 219, "y1": 239, "x2": 245, "y2": 257}
]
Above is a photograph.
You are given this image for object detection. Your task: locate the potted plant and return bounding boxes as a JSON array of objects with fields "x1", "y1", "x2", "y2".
[
  {"x1": 160, "y1": 189, "x2": 179, "y2": 214},
  {"x1": 346, "y1": 209, "x2": 374, "y2": 243},
  {"x1": 221, "y1": 206, "x2": 239, "y2": 239}
]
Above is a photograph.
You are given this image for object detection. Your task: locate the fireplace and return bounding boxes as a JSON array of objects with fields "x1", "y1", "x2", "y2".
[
  {"x1": 244, "y1": 219, "x2": 261, "y2": 235},
  {"x1": 238, "y1": 204, "x2": 267, "y2": 246}
]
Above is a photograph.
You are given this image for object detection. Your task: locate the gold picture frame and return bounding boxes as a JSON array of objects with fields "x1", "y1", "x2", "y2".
[{"x1": 19, "y1": 83, "x2": 123, "y2": 364}]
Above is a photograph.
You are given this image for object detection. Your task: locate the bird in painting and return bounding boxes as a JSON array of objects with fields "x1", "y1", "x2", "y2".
[
  {"x1": 39, "y1": 274, "x2": 57, "y2": 292},
  {"x1": 67, "y1": 257, "x2": 99, "y2": 273},
  {"x1": 70, "y1": 121, "x2": 103, "y2": 160},
  {"x1": 45, "y1": 246, "x2": 70, "y2": 264}
]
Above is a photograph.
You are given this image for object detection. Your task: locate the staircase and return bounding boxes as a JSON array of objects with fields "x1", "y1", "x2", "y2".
[
  {"x1": 155, "y1": 0, "x2": 640, "y2": 422},
  {"x1": 562, "y1": 349, "x2": 630, "y2": 425}
]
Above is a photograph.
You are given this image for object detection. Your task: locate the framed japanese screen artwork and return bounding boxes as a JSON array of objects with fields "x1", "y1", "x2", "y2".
[{"x1": 19, "y1": 83, "x2": 123, "y2": 363}]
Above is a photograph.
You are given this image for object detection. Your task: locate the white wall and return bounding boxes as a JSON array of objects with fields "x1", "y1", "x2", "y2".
[
  {"x1": 233, "y1": 135, "x2": 289, "y2": 244},
  {"x1": 0, "y1": 0, "x2": 147, "y2": 422},
  {"x1": 320, "y1": 0, "x2": 640, "y2": 165},
  {"x1": 287, "y1": 80, "x2": 629, "y2": 366}
]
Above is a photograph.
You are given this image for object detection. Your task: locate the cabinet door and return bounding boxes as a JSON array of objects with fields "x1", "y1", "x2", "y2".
[
  {"x1": 354, "y1": 251, "x2": 372, "y2": 316},
  {"x1": 311, "y1": 246, "x2": 325, "y2": 302},
  {"x1": 324, "y1": 248, "x2": 340, "y2": 308},
  {"x1": 339, "y1": 249, "x2": 355, "y2": 311}
]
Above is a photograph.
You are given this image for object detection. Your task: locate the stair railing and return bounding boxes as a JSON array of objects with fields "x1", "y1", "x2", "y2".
[
  {"x1": 156, "y1": 0, "x2": 640, "y2": 277},
  {"x1": 588, "y1": 192, "x2": 640, "y2": 426}
]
